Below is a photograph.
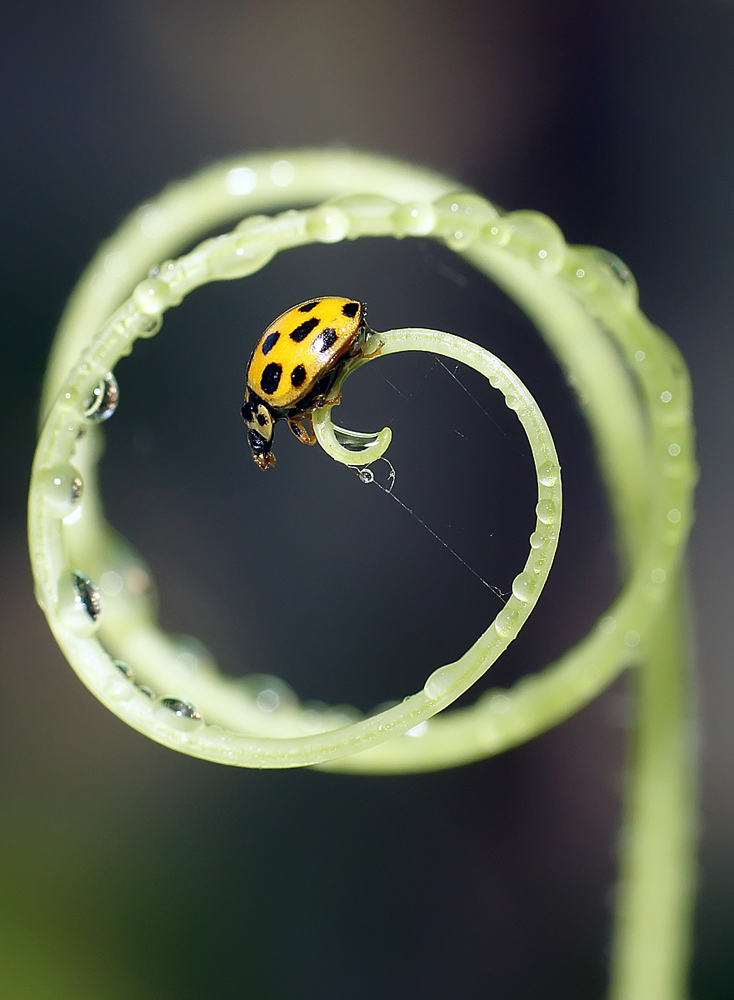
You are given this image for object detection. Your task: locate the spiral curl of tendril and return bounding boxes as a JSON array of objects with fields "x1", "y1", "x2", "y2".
[{"x1": 29, "y1": 150, "x2": 693, "y2": 779}]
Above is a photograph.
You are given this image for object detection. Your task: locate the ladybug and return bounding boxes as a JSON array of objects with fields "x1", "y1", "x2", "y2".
[{"x1": 242, "y1": 296, "x2": 379, "y2": 469}]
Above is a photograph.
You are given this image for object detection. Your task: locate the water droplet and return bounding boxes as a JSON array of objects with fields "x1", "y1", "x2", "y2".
[
  {"x1": 624, "y1": 630, "x2": 641, "y2": 648},
  {"x1": 160, "y1": 697, "x2": 202, "y2": 722},
  {"x1": 73, "y1": 572, "x2": 102, "y2": 621},
  {"x1": 535, "y1": 498, "x2": 557, "y2": 524},
  {"x1": 667, "y1": 508, "x2": 682, "y2": 523},
  {"x1": 529, "y1": 530, "x2": 547, "y2": 549},
  {"x1": 650, "y1": 568, "x2": 667, "y2": 584},
  {"x1": 423, "y1": 665, "x2": 453, "y2": 701},
  {"x1": 405, "y1": 720, "x2": 429, "y2": 738},
  {"x1": 660, "y1": 390, "x2": 673, "y2": 403},
  {"x1": 42, "y1": 464, "x2": 83, "y2": 516},
  {"x1": 137, "y1": 685, "x2": 156, "y2": 698},
  {"x1": 488, "y1": 692, "x2": 510, "y2": 713},
  {"x1": 84, "y1": 373, "x2": 119, "y2": 421},
  {"x1": 114, "y1": 660, "x2": 133, "y2": 679},
  {"x1": 598, "y1": 615, "x2": 617, "y2": 634},
  {"x1": 358, "y1": 468, "x2": 374, "y2": 484},
  {"x1": 592, "y1": 248, "x2": 635, "y2": 286},
  {"x1": 538, "y1": 461, "x2": 559, "y2": 487},
  {"x1": 505, "y1": 210, "x2": 566, "y2": 272},
  {"x1": 392, "y1": 201, "x2": 435, "y2": 237},
  {"x1": 494, "y1": 608, "x2": 520, "y2": 638},
  {"x1": 209, "y1": 236, "x2": 275, "y2": 279},
  {"x1": 306, "y1": 205, "x2": 350, "y2": 243},
  {"x1": 634, "y1": 350, "x2": 646, "y2": 362},
  {"x1": 511, "y1": 573, "x2": 536, "y2": 602},
  {"x1": 668, "y1": 443, "x2": 681, "y2": 457}
]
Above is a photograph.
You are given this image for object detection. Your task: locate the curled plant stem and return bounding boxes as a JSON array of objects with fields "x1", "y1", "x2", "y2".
[{"x1": 28, "y1": 150, "x2": 697, "y2": 998}]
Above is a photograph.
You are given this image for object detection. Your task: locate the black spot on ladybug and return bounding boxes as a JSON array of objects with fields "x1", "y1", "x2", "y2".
[
  {"x1": 260, "y1": 363, "x2": 282, "y2": 395},
  {"x1": 290, "y1": 317, "x2": 320, "y2": 342},
  {"x1": 342, "y1": 302, "x2": 359, "y2": 318},
  {"x1": 291, "y1": 364, "x2": 307, "y2": 387},
  {"x1": 298, "y1": 301, "x2": 319, "y2": 312},
  {"x1": 313, "y1": 327, "x2": 337, "y2": 353},
  {"x1": 256, "y1": 411, "x2": 268, "y2": 426},
  {"x1": 261, "y1": 331, "x2": 280, "y2": 355}
]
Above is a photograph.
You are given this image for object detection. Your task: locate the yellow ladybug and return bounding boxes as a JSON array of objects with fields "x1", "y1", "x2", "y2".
[{"x1": 242, "y1": 296, "x2": 378, "y2": 469}]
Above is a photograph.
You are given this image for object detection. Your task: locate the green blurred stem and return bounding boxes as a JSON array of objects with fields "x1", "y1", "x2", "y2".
[{"x1": 610, "y1": 576, "x2": 696, "y2": 1000}]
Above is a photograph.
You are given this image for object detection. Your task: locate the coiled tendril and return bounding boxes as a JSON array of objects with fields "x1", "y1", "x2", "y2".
[{"x1": 29, "y1": 150, "x2": 696, "y2": 995}]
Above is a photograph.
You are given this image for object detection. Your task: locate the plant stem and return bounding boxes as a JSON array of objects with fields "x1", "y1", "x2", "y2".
[{"x1": 609, "y1": 575, "x2": 696, "y2": 1000}]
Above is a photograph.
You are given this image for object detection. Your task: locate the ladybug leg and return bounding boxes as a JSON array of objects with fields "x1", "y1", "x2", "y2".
[{"x1": 288, "y1": 416, "x2": 317, "y2": 446}]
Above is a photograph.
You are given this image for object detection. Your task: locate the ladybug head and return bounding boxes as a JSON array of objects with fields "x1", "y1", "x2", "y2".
[{"x1": 242, "y1": 390, "x2": 277, "y2": 470}]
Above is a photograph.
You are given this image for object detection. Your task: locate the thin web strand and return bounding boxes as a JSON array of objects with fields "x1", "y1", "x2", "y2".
[{"x1": 353, "y1": 461, "x2": 506, "y2": 602}]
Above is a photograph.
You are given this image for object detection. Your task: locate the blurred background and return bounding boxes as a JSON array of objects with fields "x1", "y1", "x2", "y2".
[{"x1": 2, "y1": 1, "x2": 732, "y2": 997}]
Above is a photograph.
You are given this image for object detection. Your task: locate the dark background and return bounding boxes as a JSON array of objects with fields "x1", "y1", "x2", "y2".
[{"x1": 2, "y1": 1, "x2": 732, "y2": 997}]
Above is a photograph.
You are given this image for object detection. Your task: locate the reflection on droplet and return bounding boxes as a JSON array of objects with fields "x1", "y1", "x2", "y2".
[
  {"x1": 405, "y1": 720, "x2": 429, "y2": 738},
  {"x1": 358, "y1": 469, "x2": 374, "y2": 484},
  {"x1": 84, "y1": 373, "x2": 119, "y2": 421},
  {"x1": 624, "y1": 631, "x2": 641, "y2": 648},
  {"x1": 73, "y1": 572, "x2": 102, "y2": 621},
  {"x1": 598, "y1": 615, "x2": 617, "y2": 634}
]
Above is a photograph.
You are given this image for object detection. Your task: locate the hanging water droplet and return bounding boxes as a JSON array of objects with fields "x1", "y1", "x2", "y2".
[
  {"x1": 114, "y1": 659, "x2": 133, "y2": 679},
  {"x1": 358, "y1": 468, "x2": 374, "y2": 484},
  {"x1": 73, "y1": 572, "x2": 102, "y2": 621},
  {"x1": 159, "y1": 697, "x2": 203, "y2": 722},
  {"x1": 42, "y1": 464, "x2": 83, "y2": 516},
  {"x1": 84, "y1": 372, "x2": 119, "y2": 421},
  {"x1": 137, "y1": 684, "x2": 156, "y2": 699}
]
